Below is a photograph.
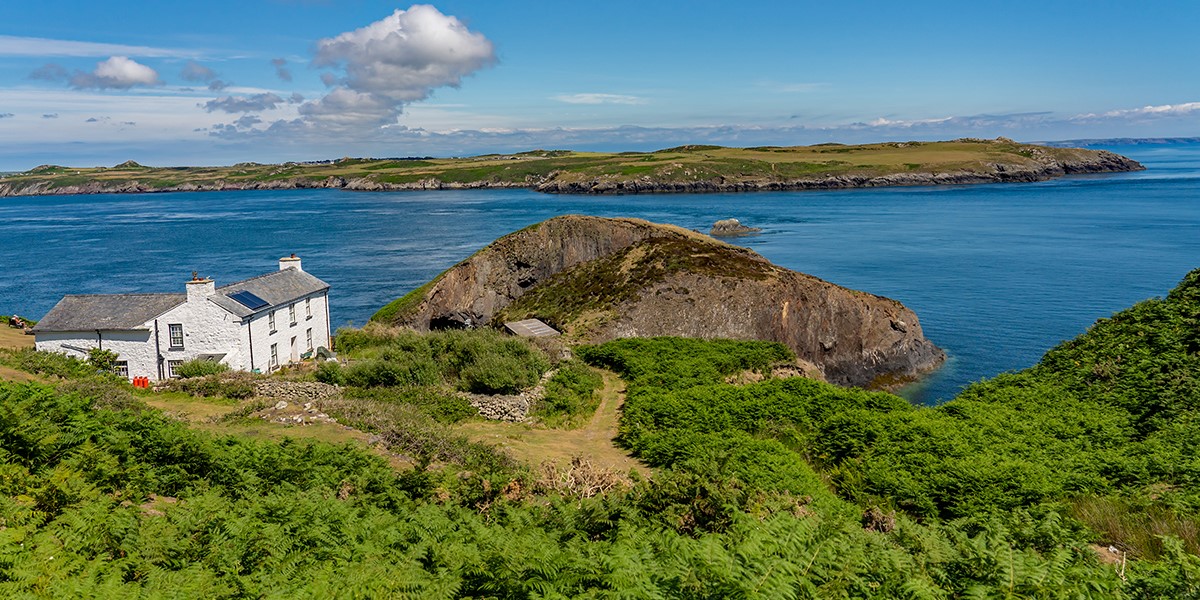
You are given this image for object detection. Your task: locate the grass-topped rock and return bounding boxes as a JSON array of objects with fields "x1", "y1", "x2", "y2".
[{"x1": 375, "y1": 215, "x2": 944, "y2": 388}]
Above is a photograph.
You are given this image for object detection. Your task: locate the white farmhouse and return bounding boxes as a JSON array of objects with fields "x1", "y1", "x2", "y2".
[{"x1": 33, "y1": 255, "x2": 331, "y2": 381}]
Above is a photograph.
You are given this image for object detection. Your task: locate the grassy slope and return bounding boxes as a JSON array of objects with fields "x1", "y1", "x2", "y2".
[{"x1": 0, "y1": 139, "x2": 1119, "y2": 193}]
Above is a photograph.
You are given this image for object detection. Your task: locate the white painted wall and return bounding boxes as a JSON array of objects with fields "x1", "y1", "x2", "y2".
[
  {"x1": 35, "y1": 330, "x2": 157, "y2": 379},
  {"x1": 156, "y1": 294, "x2": 245, "y2": 377},
  {"x1": 243, "y1": 290, "x2": 331, "y2": 373}
]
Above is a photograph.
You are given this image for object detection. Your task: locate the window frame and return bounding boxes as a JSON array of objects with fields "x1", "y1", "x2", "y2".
[
  {"x1": 306, "y1": 328, "x2": 313, "y2": 352},
  {"x1": 289, "y1": 303, "x2": 296, "y2": 326},
  {"x1": 268, "y1": 311, "x2": 276, "y2": 333},
  {"x1": 167, "y1": 359, "x2": 183, "y2": 378},
  {"x1": 115, "y1": 361, "x2": 128, "y2": 378},
  {"x1": 270, "y1": 343, "x2": 278, "y2": 369},
  {"x1": 305, "y1": 298, "x2": 312, "y2": 319},
  {"x1": 168, "y1": 323, "x2": 184, "y2": 349}
]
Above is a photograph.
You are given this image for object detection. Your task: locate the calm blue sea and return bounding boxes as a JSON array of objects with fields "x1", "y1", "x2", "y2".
[{"x1": 2, "y1": 142, "x2": 1198, "y2": 404}]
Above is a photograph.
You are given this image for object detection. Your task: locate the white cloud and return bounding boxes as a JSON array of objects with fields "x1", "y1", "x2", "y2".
[
  {"x1": 301, "y1": 5, "x2": 496, "y2": 129},
  {"x1": 1089, "y1": 102, "x2": 1200, "y2": 119},
  {"x1": 0, "y1": 35, "x2": 199, "y2": 58},
  {"x1": 552, "y1": 93, "x2": 646, "y2": 105},
  {"x1": 71, "y1": 56, "x2": 160, "y2": 89}
]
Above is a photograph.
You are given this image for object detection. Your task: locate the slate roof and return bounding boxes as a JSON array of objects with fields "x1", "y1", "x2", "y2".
[
  {"x1": 32, "y1": 293, "x2": 185, "y2": 332},
  {"x1": 210, "y1": 267, "x2": 331, "y2": 318}
]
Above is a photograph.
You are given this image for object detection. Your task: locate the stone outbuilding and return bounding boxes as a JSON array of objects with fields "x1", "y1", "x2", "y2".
[{"x1": 33, "y1": 255, "x2": 331, "y2": 381}]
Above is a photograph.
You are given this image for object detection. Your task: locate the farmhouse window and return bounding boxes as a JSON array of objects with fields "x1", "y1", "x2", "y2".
[
  {"x1": 306, "y1": 328, "x2": 313, "y2": 351},
  {"x1": 168, "y1": 324, "x2": 184, "y2": 348},
  {"x1": 270, "y1": 343, "x2": 278, "y2": 368},
  {"x1": 167, "y1": 360, "x2": 182, "y2": 378},
  {"x1": 306, "y1": 298, "x2": 312, "y2": 319},
  {"x1": 289, "y1": 304, "x2": 296, "y2": 325},
  {"x1": 115, "y1": 361, "x2": 128, "y2": 378},
  {"x1": 269, "y1": 311, "x2": 276, "y2": 332}
]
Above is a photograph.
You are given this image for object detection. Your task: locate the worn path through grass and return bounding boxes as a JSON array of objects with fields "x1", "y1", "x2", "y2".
[{"x1": 457, "y1": 369, "x2": 649, "y2": 475}]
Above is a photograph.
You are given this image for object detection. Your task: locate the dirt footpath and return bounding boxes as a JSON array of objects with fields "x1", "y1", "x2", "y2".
[{"x1": 457, "y1": 370, "x2": 649, "y2": 475}]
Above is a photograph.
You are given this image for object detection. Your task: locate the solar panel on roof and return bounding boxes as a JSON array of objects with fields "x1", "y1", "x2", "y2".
[{"x1": 227, "y1": 290, "x2": 270, "y2": 310}]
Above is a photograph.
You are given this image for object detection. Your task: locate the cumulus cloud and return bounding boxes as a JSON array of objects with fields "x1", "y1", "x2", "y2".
[
  {"x1": 271, "y1": 58, "x2": 293, "y2": 82},
  {"x1": 202, "y1": 93, "x2": 285, "y2": 113},
  {"x1": 70, "y1": 56, "x2": 160, "y2": 89},
  {"x1": 552, "y1": 93, "x2": 646, "y2": 105},
  {"x1": 180, "y1": 60, "x2": 218, "y2": 83},
  {"x1": 208, "y1": 79, "x2": 229, "y2": 91},
  {"x1": 298, "y1": 5, "x2": 496, "y2": 129}
]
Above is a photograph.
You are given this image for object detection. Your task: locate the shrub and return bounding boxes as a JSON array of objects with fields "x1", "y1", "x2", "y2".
[
  {"x1": 533, "y1": 360, "x2": 604, "y2": 428},
  {"x1": 313, "y1": 360, "x2": 345, "y2": 385},
  {"x1": 459, "y1": 353, "x2": 541, "y2": 395},
  {"x1": 87, "y1": 348, "x2": 121, "y2": 375},
  {"x1": 173, "y1": 358, "x2": 230, "y2": 378}
]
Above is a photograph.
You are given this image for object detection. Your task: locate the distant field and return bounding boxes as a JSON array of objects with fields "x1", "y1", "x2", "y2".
[{"x1": 0, "y1": 138, "x2": 1140, "y2": 196}]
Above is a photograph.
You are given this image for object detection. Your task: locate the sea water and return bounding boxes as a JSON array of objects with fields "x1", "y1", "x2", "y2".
[{"x1": 2, "y1": 142, "x2": 1198, "y2": 404}]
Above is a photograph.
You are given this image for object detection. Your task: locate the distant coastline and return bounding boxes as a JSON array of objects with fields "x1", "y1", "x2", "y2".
[{"x1": 0, "y1": 138, "x2": 1144, "y2": 198}]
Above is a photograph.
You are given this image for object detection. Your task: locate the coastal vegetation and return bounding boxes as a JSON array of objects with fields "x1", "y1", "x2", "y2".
[
  {"x1": 2, "y1": 267, "x2": 1200, "y2": 595},
  {"x1": 0, "y1": 139, "x2": 1141, "y2": 197}
]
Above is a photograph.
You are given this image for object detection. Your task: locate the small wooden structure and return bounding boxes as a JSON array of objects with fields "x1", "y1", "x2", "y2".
[{"x1": 504, "y1": 318, "x2": 560, "y2": 338}]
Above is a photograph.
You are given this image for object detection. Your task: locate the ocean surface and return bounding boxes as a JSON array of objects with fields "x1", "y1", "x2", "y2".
[{"x1": 2, "y1": 142, "x2": 1198, "y2": 404}]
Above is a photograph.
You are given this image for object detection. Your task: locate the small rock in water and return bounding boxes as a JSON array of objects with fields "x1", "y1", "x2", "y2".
[{"x1": 710, "y1": 218, "x2": 762, "y2": 237}]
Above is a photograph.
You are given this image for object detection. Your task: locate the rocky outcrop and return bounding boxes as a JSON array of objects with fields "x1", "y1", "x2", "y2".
[
  {"x1": 382, "y1": 215, "x2": 946, "y2": 388},
  {"x1": 377, "y1": 216, "x2": 707, "y2": 330},
  {"x1": 710, "y1": 218, "x2": 761, "y2": 236}
]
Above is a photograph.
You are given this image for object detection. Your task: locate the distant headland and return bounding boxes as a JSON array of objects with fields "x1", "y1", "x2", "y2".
[{"x1": 0, "y1": 138, "x2": 1143, "y2": 197}]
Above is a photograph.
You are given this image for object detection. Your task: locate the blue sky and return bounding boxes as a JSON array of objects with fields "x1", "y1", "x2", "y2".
[{"x1": 0, "y1": 1, "x2": 1197, "y2": 169}]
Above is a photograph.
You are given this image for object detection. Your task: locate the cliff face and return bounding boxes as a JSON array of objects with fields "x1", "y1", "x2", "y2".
[{"x1": 380, "y1": 215, "x2": 946, "y2": 388}]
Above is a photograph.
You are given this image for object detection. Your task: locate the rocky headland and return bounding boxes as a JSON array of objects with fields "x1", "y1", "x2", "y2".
[
  {"x1": 374, "y1": 215, "x2": 945, "y2": 388},
  {"x1": 0, "y1": 139, "x2": 1144, "y2": 198}
]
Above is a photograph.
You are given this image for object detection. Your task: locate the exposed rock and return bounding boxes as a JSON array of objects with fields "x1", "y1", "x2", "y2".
[
  {"x1": 382, "y1": 215, "x2": 946, "y2": 388},
  {"x1": 710, "y1": 218, "x2": 762, "y2": 237}
]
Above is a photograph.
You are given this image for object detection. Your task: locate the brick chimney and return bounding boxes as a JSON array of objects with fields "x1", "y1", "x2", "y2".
[
  {"x1": 186, "y1": 271, "x2": 215, "y2": 302},
  {"x1": 279, "y1": 253, "x2": 302, "y2": 272}
]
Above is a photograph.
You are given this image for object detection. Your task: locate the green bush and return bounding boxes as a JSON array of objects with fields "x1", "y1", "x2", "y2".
[
  {"x1": 173, "y1": 358, "x2": 230, "y2": 378},
  {"x1": 313, "y1": 360, "x2": 345, "y2": 385},
  {"x1": 533, "y1": 360, "x2": 604, "y2": 428},
  {"x1": 459, "y1": 352, "x2": 542, "y2": 394}
]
